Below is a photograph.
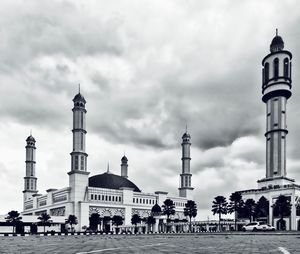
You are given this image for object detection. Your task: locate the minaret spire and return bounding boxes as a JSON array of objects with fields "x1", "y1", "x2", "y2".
[
  {"x1": 259, "y1": 32, "x2": 294, "y2": 187},
  {"x1": 23, "y1": 134, "x2": 38, "y2": 205},
  {"x1": 68, "y1": 89, "x2": 90, "y2": 228},
  {"x1": 179, "y1": 129, "x2": 194, "y2": 199},
  {"x1": 121, "y1": 154, "x2": 128, "y2": 178},
  {"x1": 69, "y1": 88, "x2": 88, "y2": 174}
]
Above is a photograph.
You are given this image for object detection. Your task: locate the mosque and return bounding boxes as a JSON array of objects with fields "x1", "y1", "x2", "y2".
[
  {"x1": 238, "y1": 31, "x2": 300, "y2": 230},
  {"x1": 3, "y1": 30, "x2": 299, "y2": 233},
  {"x1": 21, "y1": 90, "x2": 194, "y2": 232}
]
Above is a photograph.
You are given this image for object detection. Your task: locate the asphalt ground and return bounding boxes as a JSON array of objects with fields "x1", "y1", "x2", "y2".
[{"x1": 0, "y1": 233, "x2": 300, "y2": 254}]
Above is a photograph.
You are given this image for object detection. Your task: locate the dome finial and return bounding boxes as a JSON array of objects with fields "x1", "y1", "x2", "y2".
[
  {"x1": 78, "y1": 83, "x2": 80, "y2": 94},
  {"x1": 107, "y1": 162, "x2": 110, "y2": 173},
  {"x1": 270, "y1": 30, "x2": 284, "y2": 52}
]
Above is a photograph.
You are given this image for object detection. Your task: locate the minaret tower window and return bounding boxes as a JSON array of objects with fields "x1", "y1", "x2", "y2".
[
  {"x1": 75, "y1": 156, "x2": 79, "y2": 170},
  {"x1": 284, "y1": 57, "x2": 289, "y2": 78},
  {"x1": 264, "y1": 62, "x2": 269, "y2": 84},
  {"x1": 273, "y1": 58, "x2": 279, "y2": 79}
]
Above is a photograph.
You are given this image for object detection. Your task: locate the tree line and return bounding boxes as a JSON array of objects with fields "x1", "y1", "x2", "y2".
[
  {"x1": 5, "y1": 211, "x2": 78, "y2": 234},
  {"x1": 212, "y1": 192, "x2": 291, "y2": 231}
]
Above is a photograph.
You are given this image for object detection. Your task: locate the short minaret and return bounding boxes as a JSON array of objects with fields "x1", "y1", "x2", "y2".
[
  {"x1": 258, "y1": 30, "x2": 294, "y2": 187},
  {"x1": 179, "y1": 129, "x2": 194, "y2": 199},
  {"x1": 23, "y1": 134, "x2": 38, "y2": 202},
  {"x1": 68, "y1": 87, "x2": 90, "y2": 229},
  {"x1": 121, "y1": 155, "x2": 128, "y2": 178}
]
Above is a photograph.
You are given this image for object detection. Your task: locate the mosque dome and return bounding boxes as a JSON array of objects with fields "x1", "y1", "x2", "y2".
[
  {"x1": 73, "y1": 93, "x2": 86, "y2": 103},
  {"x1": 182, "y1": 132, "x2": 191, "y2": 139},
  {"x1": 88, "y1": 172, "x2": 141, "y2": 192},
  {"x1": 121, "y1": 155, "x2": 128, "y2": 162},
  {"x1": 270, "y1": 34, "x2": 284, "y2": 52},
  {"x1": 151, "y1": 203, "x2": 162, "y2": 215},
  {"x1": 26, "y1": 135, "x2": 36, "y2": 142}
]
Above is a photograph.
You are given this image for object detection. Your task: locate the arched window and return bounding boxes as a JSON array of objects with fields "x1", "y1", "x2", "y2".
[
  {"x1": 74, "y1": 156, "x2": 78, "y2": 170},
  {"x1": 274, "y1": 58, "x2": 279, "y2": 79},
  {"x1": 80, "y1": 133, "x2": 84, "y2": 150},
  {"x1": 264, "y1": 62, "x2": 269, "y2": 83},
  {"x1": 284, "y1": 58, "x2": 289, "y2": 78}
]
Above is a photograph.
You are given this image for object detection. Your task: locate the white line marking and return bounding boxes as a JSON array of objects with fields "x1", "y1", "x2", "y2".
[
  {"x1": 278, "y1": 247, "x2": 291, "y2": 254},
  {"x1": 76, "y1": 243, "x2": 165, "y2": 254}
]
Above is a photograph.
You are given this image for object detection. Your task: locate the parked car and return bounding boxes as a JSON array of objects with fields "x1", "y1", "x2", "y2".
[
  {"x1": 257, "y1": 223, "x2": 275, "y2": 231},
  {"x1": 242, "y1": 222, "x2": 275, "y2": 232}
]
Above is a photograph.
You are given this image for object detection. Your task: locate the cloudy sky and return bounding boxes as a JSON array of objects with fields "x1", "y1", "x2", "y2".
[{"x1": 1, "y1": 0, "x2": 300, "y2": 220}]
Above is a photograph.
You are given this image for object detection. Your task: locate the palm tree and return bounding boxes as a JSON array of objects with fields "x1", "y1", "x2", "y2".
[
  {"x1": 112, "y1": 215, "x2": 123, "y2": 234},
  {"x1": 131, "y1": 214, "x2": 141, "y2": 233},
  {"x1": 89, "y1": 213, "x2": 101, "y2": 231},
  {"x1": 5, "y1": 210, "x2": 22, "y2": 234},
  {"x1": 147, "y1": 216, "x2": 156, "y2": 232},
  {"x1": 255, "y1": 196, "x2": 269, "y2": 221},
  {"x1": 244, "y1": 199, "x2": 256, "y2": 222},
  {"x1": 37, "y1": 213, "x2": 51, "y2": 233},
  {"x1": 65, "y1": 215, "x2": 78, "y2": 232},
  {"x1": 211, "y1": 196, "x2": 228, "y2": 231},
  {"x1": 273, "y1": 195, "x2": 291, "y2": 230},
  {"x1": 183, "y1": 200, "x2": 197, "y2": 232},
  {"x1": 162, "y1": 199, "x2": 175, "y2": 232},
  {"x1": 228, "y1": 192, "x2": 243, "y2": 231}
]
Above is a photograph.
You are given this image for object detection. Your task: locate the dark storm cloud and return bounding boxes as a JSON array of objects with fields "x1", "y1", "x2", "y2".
[
  {"x1": 0, "y1": 0, "x2": 268, "y2": 151},
  {"x1": 0, "y1": 1, "x2": 124, "y2": 72}
]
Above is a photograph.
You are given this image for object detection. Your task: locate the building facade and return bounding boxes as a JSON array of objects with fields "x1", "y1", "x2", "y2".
[
  {"x1": 239, "y1": 31, "x2": 300, "y2": 230},
  {"x1": 21, "y1": 91, "x2": 194, "y2": 232}
]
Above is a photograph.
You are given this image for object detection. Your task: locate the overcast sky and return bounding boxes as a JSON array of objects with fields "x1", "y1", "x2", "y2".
[{"x1": 1, "y1": 0, "x2": 300, "y2": 220}]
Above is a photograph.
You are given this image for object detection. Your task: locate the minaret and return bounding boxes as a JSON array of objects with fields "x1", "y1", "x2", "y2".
[
  {"x1": 23, "y1": 134, "x2": 38, "y2": 202},
  {"x1": 121, "y1": 155, "x2": 128, "y2": 178},
  {"x1": 69, "y1": 86, "x2": 88, "y2": 173},
  {"x1": 179, "y1": 129, "x2": 194, "y2": 199},
  {"x1": 259, "y1": 30, "x2": 294, "y2": 186},
  {"x1": 68, "y1": 87, "x2": 90, "y2": 229}
]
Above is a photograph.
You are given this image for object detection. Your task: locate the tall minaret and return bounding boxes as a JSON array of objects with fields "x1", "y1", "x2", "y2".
[
  {"x1": 68, "y1": 87, "x2": 90, "y2": 228},
  {"x1": 121, "y1": 155, "x2": 128, "y2": 178},
  {"x1": 259, "y1": 30, "x2": 293, "y2": 186},
  {"x1": 70, "y1": 86, "x2": 88, "y2": 173},
  {"x1": 179, "y1": 129, "x2": 194, "y2": 199},
  {"x1": 23, "y1": 134, "x2": 38, "y2": 202}
]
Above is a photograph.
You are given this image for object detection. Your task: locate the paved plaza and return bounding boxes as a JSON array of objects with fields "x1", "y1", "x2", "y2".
[{"x1": 0, "y1": 233, "x2": 300, "y2": 254}]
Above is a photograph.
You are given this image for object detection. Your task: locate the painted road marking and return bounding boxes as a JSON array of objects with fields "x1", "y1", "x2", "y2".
[
  {"x1": 76, "y1": 243, "x2": 165, "y2": 254},
  {"x1": 278, "y1": 247, "x2": 291, "y2": 254}
]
